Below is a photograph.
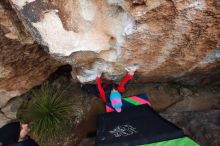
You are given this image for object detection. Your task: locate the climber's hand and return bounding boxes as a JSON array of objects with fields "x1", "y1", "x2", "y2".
[
  {"x1": 97, "y1": 71, "x2": 102, "y2": 78},
  {"x1": 125, "y1": 64, "x2": 140, "y2": 75}
]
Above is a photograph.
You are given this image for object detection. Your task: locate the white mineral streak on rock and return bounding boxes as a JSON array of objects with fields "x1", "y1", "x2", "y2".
[
  {"x1": 188, "y1": 0, "x2": 206, "y2": 10},
  {"x1": 122, "y1": 14, "x2": 135, "y2": 36},
  {"x1": 79, "y1": 0, "x2": 97, "y2": 21},
  {"x1": 186, "y1": 0, "x2": 206, "y2": 20},
  {"x1": 10, "y1": 0, "x2": 36, "y2": 9},
  {"x1": 76, "y1": 68, "x2": 97, "y2": 83},
  {"x1": 93, "y1": 61, "x2": 114, "y2": 74},
  {"x1": 106, "y1": 0, "x2": 124, "y2": 5},
  {"x1": 32, "y1": 10, "x2": 110, "y2": 56},
  {"x1": 111, "y1": 12, "x2": 135, "y2": 56},
  {"x1": 31, "y1": 0, "x2": 135, "y2": 59},
  {"x1": 145, "y1": 0, "x2": 205, "y2": 74},
  {"x1": 76, "y1": 61, "x2": 113, "y2": 82},
  {"x1": 73, "y1": 0, "x2": 135, "y2": 82},
  {"x1": 201, "y1": 49, "x2": 220, "y2": 64}
]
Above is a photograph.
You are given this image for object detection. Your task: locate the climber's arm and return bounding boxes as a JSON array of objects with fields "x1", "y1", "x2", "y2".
[
  {"x1": 117, "y1": 64, "x2": 140, "y2": 92},
  {"x1": 96, "y1": 76, "x2": 106, "y2": 103},
  {"x1": 117, "y1": 73, "x2": 134, "y2": 93}
]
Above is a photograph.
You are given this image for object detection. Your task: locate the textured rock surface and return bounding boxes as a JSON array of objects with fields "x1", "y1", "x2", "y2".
[
  {"x1": 0, "y1": 0, "x2": 61, "y2": 124},
  {"x1": 124, "y1": 83, "x2": 220, "y2": 112},
  {"x1": 161, "y1": 110, "x2": 220, "y2": 146},
  {"x1": 124, "y1": 83, "x2": 183, "y2": 111},
  {"x1": 1, "y1": 96, "x2": 24, "y2": 119},
  {"x1": 167, "y1": 86, "x2": 220, "y2": 112},
  {"x1": 8, "y1": 0, "x2": 220, "y2": 83}
]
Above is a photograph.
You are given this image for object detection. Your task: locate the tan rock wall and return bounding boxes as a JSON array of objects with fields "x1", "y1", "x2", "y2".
[
  {"x1": 7, "y1": 0, "x2": 219, "y2": 83},
  {"x1": 0, "y1": 0, "x2": 61, "y2": 124}
]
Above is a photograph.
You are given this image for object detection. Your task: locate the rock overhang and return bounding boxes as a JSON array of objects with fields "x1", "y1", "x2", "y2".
[{"x1": 8, "y1": 0, "x2": 220, "y2": 83}]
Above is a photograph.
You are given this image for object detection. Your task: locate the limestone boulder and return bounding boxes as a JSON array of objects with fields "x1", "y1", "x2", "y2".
[
  {"x1": 7, "y1": 0, "x2": 220, "y2": 83},
  {"x1": 0, "y1": 0, "x2": 61, "y2": 120}
]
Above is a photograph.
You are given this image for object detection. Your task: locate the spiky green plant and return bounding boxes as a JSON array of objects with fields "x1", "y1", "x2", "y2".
[{"x1": 25, "y1": 83, "x2": 72, "y2": 145}]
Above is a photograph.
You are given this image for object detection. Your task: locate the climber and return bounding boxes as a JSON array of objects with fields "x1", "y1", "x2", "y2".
[
  {"x1": 0, "y1": 121, "x2": 39, "y2": 146},
  {"x1": 81, "y1": 64, "x2": 140, "y2": 112}
]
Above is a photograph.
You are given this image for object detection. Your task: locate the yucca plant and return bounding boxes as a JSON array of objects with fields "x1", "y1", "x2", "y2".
[{"x1": 25, "y1": 83, "x2": 72, "y2": 145}]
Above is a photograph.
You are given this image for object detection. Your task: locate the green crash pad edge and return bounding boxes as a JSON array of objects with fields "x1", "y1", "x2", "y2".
[{"x1": 138, "y1": 137, "x2": 200, "y2": 146}]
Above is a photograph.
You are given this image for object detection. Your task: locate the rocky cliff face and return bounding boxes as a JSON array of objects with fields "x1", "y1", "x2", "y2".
[
  {"x1": 0, "y1": 0, "x2": 61, "y2": 126},
  {"x1": 0, "y1": 0, "x2": 219, "y2": 126},
  {"x1": 8, "y1": 0, "x2": 220, "y2": 83}
]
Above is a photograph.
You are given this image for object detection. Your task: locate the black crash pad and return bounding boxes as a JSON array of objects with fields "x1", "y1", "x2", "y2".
[{"x1": 96, "y1": 105, "x2": 184, "y2": 146}]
